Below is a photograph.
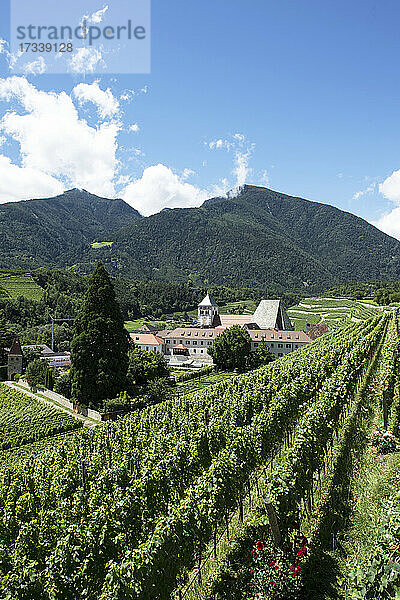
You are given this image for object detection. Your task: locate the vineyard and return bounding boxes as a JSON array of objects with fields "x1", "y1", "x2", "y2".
[
  {"x1": 0, "y1": 313, "x2": 399, "y2": 599},
  {"x1": 0, "y1": 270, "x2": 44, "y2": 301},
  {"x1": 0, "y1": 384, "x2": 83, "y2": 451},
  {"x1": 287, "y1": 297, "x2": 382, "y2": 330}
]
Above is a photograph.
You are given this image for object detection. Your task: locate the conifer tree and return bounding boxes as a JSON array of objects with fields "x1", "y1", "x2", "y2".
[{"x1": 70, "y1": 262, "x2": 129, "y2": 408}]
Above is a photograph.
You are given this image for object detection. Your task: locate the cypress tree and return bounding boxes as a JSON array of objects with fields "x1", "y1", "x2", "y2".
[{"x1": 70, "y1": 262, "x2": 129, "y2": 408}]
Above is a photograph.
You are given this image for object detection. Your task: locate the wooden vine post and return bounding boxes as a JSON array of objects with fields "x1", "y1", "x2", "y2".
[
  {"x1": 265, "y1": 499, "x2": 281, "y2": 546},
  {"x1": 383, "y1": 389, "x2": 388, "y2": 430}
]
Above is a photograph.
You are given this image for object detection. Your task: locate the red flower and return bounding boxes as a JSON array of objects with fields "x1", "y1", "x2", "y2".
[
  {"x1": 294, "y1": 566, "x2": 302, "y2": 576},
  {"x1": 298, "y1": 546, "x2": 307, "y2": 557},
  {"x1": 290, "y1": 565, "x2": 295, "y2": 572},
  {"x1": 251, "y1": 549, "x2": 258, "y2": 559},
  {"x1": 269, "y1": 581, "x2": 276, "y2": 586},
  {"x1": 256, "y1": 540, "x2": 263, "y2": 549},
  {"x1": 250, "y1": 568, "x2": 254, "y2": 575},
  {"x1": 269, "y1": 561, "x2": 276, "y2": 568}
]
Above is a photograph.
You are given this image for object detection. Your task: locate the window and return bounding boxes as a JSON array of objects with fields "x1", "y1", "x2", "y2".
[
  {"x1": 278, "y1": 353, "x2": 283, "y2": 357},
  {"x1": 193, "y1": 341, "x2": 197, "y2": 345},
  {"x1": 278, "y1": 344, "x2": 283, "y2": 348},
  {"x1": 201, "y1": 341, "x2": 203, "y2": 345},
  {"x1": 254, "y1": 343, "x2": 259, "y2": 347},
  {"x1": 166, "y1": 340, "x2": 170, "y2": 344},
  {"x1": 201, "y1": 350, "x2": 203, "y2": 353},
  {"x1": 193, "y1": 349, "x2": 196, "y2": 353},
  {"x1": 286, "y1": 344, "x2": 291, "y2": 348},
  {"x1": 270, "y1": 343, "x2": 274, "y2": 348}
]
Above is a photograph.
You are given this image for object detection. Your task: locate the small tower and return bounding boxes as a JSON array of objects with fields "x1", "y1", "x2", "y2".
[
  {"x1": 198, "y1": 294, "x2": 219, "y2": 327},
  {"x1": 7, "y1": 336, "x2": 23, "y2": 380}
]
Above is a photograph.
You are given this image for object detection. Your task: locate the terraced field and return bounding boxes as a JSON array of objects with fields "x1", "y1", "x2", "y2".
[
  {"x1": 287, "y1": 297, "x2": 383, "y2": 330},
  {"x1": 0, "y1": 270, "x2": 44, "y2": 301}
]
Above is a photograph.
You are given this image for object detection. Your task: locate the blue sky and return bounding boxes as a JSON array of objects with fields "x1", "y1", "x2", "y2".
[{"x1": 0, "y1": 0, "x2": 400, "y2": 236}]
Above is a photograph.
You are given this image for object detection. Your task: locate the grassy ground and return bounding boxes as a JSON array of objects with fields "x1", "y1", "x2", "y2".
[
  {"x1": 0, "y1": 270, "x2": 44, "y2": 301},
  {"x1": 290, "y1": 314, "x2": 321, "y2": 331},
  {"x1": 337, "y1": 438, "x2": 400, "y2": 598},
  {"x1": 218, "y1": 300, "x2": 258, "y2": 315},
  {"x1": 125, "y1": 319, "x2": 168, "y2": 331},
  {"x1": 91, "y1": 241, "x2": 114, "y2": 249}
]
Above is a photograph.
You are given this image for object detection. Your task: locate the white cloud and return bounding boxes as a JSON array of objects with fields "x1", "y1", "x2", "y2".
[
  {"x1": 86, "y1": 5, "x2": 109, "y2": 24},
  {"x1": 69, "y1": 47, "x2": 105, "y2": 75},
  {"x1": 352, "y1": 183, "x2": 376, "y2": 201},
  {"x1": 260, "y1": 170, "x2": 269, "y2": 186},
  {"x1": 208, "y1": 139, "x2": 224, "y2": 150},
  {"x1": 233, "y1": 148, "x2": 252, "y2": 190},
  {"x1": 210, "y1": 177, "x2": 230, "y2": 197},
  {"x1": 379, "y1": 169, "x2": 400, "y2": 203},
  {"x1": 73, "y1": 81, "x2": 119, "y2": 119},
  {"x1": 372, "y1": 208, "x2": 400, "y2": 240},
  {"x1": 129, "y1": 123, "x2": 139, "y2": 132},
  {"x1": 372, "y1": 170, "x2": 400, "y2": 239},
  {"x1": 0, "y1": 154, "x2": 63, "y2": 203},
  {"x1": 0, "y1": 76, "x2": 119, "y2": 197},
  {"x1": 23, "y1": 57, "x2": 46, "y2": 75},
  {"x1": 120, "y1": 86, "x2": 148, "y2": 102},
  {"x1": 120, "y1": 89, "x2": 135, "y2": 102},
  {"x1": 233, "y1": 133, "x2": 245, "y2": 142},
  {"x1": 121, "y1": 164, "x2": 209, "y2": 216},
  {"x1": 182, "y1": 168, "x2": 195, "y2": 180},
  {"x1": 0, "y1": 39, "x2": 8, "y2": 54},
  {"x1": 206, "y1": 132, "x2": 254, "y2": 192}
]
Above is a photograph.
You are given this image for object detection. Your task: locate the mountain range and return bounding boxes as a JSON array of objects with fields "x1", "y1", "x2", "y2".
[{"x1": 1, "y1": 185, "x2": 399, "y2": 291}]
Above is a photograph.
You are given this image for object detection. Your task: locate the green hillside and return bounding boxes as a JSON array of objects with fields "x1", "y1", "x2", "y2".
[
  {"x1": 0, "y1": 186, "x2": 400, "y2": 292},
  {"x1": 0, "y1": 188, "x2": 140, "y2": 270},
  {"x1": 94, "y1": 185, "x2": 400, "y2": 290}
]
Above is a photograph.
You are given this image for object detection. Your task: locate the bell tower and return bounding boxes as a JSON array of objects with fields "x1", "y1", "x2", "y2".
[
  {"x1": 7, "y1": 336, "x2": 23, "y2": 380},
  {"x1": 198, "y1": 294, "x2": 219, "y2": 327}
]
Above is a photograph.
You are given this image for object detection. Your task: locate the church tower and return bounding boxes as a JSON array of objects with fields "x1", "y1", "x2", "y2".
[
  {"x1": 198, "y1": 294, "x2": 219, "y2": 327},
  {"x1": 7, "y1": 336, "x2": 23, "y2": 380}
]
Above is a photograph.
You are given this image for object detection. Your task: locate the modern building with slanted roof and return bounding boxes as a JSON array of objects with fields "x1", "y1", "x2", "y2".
[{"x1": 197, "y1": 294, "x2": 294, "y2": 331}]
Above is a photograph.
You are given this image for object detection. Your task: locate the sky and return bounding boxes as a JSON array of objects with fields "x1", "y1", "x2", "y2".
[{"x1": 0, "y1": 0, "x2": 400, "y2": 237}]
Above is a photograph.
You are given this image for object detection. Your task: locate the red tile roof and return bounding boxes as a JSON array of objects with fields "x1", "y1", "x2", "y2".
[{"x1": 130, "y1": 333, "x2": 163, "y2": 346}]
